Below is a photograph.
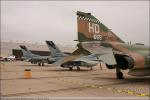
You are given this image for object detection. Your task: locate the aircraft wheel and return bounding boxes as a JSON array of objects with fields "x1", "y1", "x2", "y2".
[
  {"x1": 42, "y1": 63, "x2": 44, "y2": 66},
  {"x1": 77, "y1": 66, "x2": 80, "y2": 71},
  {"x1": 38, "y1": 62, "x2": 41, "y2": 66},
  {"x1": 90, "y1": 67, "x2": 93, "y2": 70},
  {"x1": 116, "y1": 72, "x2": 124, "y2": 79},
  {"x1": 69, "y1": 67, "x2": 73, "y2": 71}
]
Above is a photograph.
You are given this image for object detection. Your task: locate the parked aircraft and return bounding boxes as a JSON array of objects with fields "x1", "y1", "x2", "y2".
[
  {"x1": 56, "y1": 11, "x2": 150, "y2": 79},
  {"x1": 45, "y1": 40, "x2": 68, "y2": 63},
  {"x1": 20, "y1": 45, "x2": 50, "y2": 66},
  {"x1": 48, "y1": 40, "x2": 98, "y2": 70},
  {"x1": 20, "y1": 41, "x2": 68, "y2": 66}
]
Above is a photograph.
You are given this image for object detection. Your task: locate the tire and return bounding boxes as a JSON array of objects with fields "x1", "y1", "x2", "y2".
[
  {"x1": 116, "y1": 72, "x2": 124, "y2": 79},
  {"x1": 69, "y1": 67, "x2": 73, "y2": 71},
  {"x1": 77, "y1": 66, "x2": 80, "y2": 71},
  {"x1": 42, "y1": 63, "x2": 44, "y2": 66},
  {"x1": 38, "y1": 62, "x2": 41, "y2": 66}
]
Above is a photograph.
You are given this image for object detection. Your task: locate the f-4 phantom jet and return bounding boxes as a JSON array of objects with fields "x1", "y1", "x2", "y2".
[{"x1": 57, "y1": 11, "x2": 150, "y2": 79}]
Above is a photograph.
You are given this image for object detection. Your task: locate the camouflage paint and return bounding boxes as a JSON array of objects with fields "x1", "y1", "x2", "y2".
[
  {"x1": 76, "y1": 11, "x2": 150, "y2": 70},
  {"x1": 77, "y1": 11, "x2": 124, "y2": 43}
]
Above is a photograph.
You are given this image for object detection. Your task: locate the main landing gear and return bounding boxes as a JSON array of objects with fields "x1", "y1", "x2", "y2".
[
  {"x1": 116, "y1": 67, "x2": 124, "y2": 79},
  {"x1": 69, "y1": 67, "x2": 73, "y2": 71},
  {"x1": 68, "y1": 66, "x2": 93, "y2": 71},
  {"x1": 68, "y1": 66, "x2": 81, "y2": 71},
  {"x1": 38, "y1": 62, "x2": 44, "y2": 66},
  {"x1": 77, "y1": 66, "x2": 80, "y2": 71}
]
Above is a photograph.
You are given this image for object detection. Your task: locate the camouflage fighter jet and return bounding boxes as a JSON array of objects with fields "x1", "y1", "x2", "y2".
[{"x1": 57, "y1": 11, "x2": 150, "y2": 79}]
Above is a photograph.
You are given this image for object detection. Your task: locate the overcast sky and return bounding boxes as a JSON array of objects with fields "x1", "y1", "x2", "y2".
[{"x1": 1, "y1": 1, "x2": 149, "y2": 46}]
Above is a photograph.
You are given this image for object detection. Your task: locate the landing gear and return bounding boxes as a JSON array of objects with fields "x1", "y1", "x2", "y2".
[
  {"x1": 116, "y1": 68, "x2": 124, "y2": 79},
  {"x1": 41, "y1": 62, "x2": 44, "y2": 66},
  {"x1": 116, "y1": 72, "x2": 124, "y2": 79},
  {"x1": 38, "y1": 62, "x2": 45, "y2": 66},
  {"x1": 69, "y1": 67, "x2": 73, "y2": 71},
  {"x1": 90, "y1": 67, "x2": 93, "y2": 70},
  {"x1": 69, "y1": 66, "x2": 80, "y2": 71},
  {"x1": 38, "y1": 62, "x2": 41, "y2": 66},
  {"x1": 77, "y1": 66, "x2": 80, "y2": 71}
]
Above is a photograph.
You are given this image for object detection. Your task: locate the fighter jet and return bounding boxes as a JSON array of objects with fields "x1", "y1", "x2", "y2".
[
  {"x1": 45, "y1": 40, "x2": 68, "y2": 63},
  {"x1": 20, "y1": 45, "x2": 50, "y2": 66},
  {"x1": 53, "y1": 42, "x2": 102, "y2": 70},
  {"x1": 57, "y1": 11, "x2": 150, "y2": 79},
  {"x1": 20, "y1": 41, "x2": 68, "y2": 66},
  {"x1": 49, "y1": 40, "x2": 98, "y2": 70}
]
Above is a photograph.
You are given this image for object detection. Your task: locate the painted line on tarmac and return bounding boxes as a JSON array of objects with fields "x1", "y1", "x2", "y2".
[{"x1": 57, "y1": 78, "x2": 150, "y2": 97}]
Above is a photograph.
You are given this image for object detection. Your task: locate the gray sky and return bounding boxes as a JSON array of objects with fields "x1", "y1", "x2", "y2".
[{"x1": 1, "y1": 1, "x2": 149, "y2": 46}]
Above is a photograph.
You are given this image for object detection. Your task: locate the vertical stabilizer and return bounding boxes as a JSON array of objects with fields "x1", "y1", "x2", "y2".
[
  {"x1": 46, "y1": 41, "x2": 64, "y2": 57},
  {"x1": 19, "y1": 45, "x2": 34, "y2": 58},
  {"x1": 77, "y1": 11, "x2": 124, "y2": 43}
]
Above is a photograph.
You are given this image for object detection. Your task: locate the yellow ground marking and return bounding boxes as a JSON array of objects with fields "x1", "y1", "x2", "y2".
[
  {"x1": 98, "y1": 86, "x2": 103, "y2": 89},
  {"x1": 57, "y1": 78, "x2": 149, "y2": 97},
  {"x1": 127, "y1": 91, "x2": 134, "y2": 95},
  {"x1": 107, "y1": 88, "x2": 112, "y2": 91},
  {"x1": 90, "y1": 85, "x2": 97, "y2": 88},
  {"x1": 138, "y1": 93, "x2": 148, "y2": 97}
]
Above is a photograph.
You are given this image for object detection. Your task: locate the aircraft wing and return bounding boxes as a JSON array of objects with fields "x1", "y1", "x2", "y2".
[
  {"x1": 74, "y1": 55, "x2": 99, "y2": 66},
  {"x1": 54, "y1": 54, "x2": 84, "y2": 66},
  {"x1": 31, "y1": 56, "x2": 49, "y2": 60},
  {"x1": 54, "y1": 42, "x2": 117, "y2": 66},
  {"x1": 78, "y1": 42, "x2": 117, "y2": 65},
  {"x1": 54, "y1": 54, "x2": 99, "y2": 67}
]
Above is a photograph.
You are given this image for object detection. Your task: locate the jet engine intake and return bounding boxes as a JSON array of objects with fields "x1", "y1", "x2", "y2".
[{"x1": 115, "y1": 54, "x2": 134, "y2": 70}]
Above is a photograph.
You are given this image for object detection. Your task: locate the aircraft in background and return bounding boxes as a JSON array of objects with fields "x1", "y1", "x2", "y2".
[
  {"x1": 20, "y1": 41, "x2": 69, "y2": 66},
  {"x1": 45, "y1": 40, "x2": 68, "y2": 63},
  {"x1": 56, "y1": 11, "x2": 150, "y2": 79},
  {"x1": 47, "y1": 40, "x2": 98, "y2": 70},
  {"x1": 20, "y1": 45, "x2": 50, "y2": 66},
  {"x1": 54, "y1": 51, "x2": 99, "y2": 71}
]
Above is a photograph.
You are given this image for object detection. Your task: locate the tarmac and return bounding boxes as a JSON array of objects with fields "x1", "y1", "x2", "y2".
[{"x1": 0, "y1": 61, "x2": 150, "y2": 99}]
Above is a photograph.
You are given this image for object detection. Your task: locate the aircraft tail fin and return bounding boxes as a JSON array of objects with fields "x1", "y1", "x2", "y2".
[
  {"x1": 19, "y1": 45, "x2": 34, "y2": 58},
  {"x1": 77, "y1": 11, "x2": 124, "y2": 43},
  {"x1": 46, "y1": 40, "x2": 64, "y2": 57}
]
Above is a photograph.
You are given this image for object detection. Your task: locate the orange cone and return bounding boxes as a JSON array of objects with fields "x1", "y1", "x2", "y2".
[{"x1": 24, "y1": 69, "x2": 32, "y2": 79}]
